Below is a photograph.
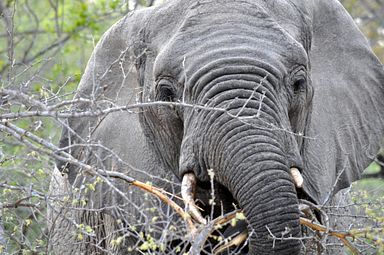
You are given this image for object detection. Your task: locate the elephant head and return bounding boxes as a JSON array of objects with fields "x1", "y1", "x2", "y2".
[{"x1": 58, "y1": 0, "x2": 384, "y2": 253}]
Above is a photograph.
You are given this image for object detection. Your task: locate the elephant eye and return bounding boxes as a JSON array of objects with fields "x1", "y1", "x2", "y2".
[
  {"x1": 291, "y1": 68, "x2": 307, "y2": 94},
  {"x1": 292, "y1": 77, "x2": 306, "y2": 94},
  {"x1": 156, "y1": 79, "x2": 176, "y2": 102}
]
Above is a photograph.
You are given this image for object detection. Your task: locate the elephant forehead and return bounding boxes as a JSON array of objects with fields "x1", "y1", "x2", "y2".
[
  {"x1": 152, "y1": 1, "x2": 308, "y2": 80},
  {"x1": 175, "y1": 0, "x2": 310, "y2": 47}
]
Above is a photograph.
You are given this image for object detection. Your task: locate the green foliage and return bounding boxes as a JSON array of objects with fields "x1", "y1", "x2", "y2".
[
  {"x1": 351, "y1": 177, "x2": 384, "y2": 253},
  {"x1": 341, "y1": 0, "x2": 384, "y2": 62},
  {"x1": 365, "y1": 162, "x2": 382, "y2": 174},
  {"x1": 0, "y1": 1, "x2": 134, "y2": 253}
]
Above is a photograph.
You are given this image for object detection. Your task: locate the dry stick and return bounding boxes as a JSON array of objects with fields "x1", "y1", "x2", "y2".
[
  {"x1": 212, "y1": 230, "x2": 248, "y2": 255},
  {"x1": 299, "y1": 199, "x2": 330, "y2": 246},
  {"x1": 0, "y1": 126, "x2": 368, "y2": 255},
  {"x1": 0, "y1": 202, "x2": 38, "y2": 209},
  {"x1": 188, "y1": 210, "x2": 242, "y2": 254},
  {"x1": 0, "y1": 121, "x2": 365, "y2": 252},
  {"x1": 189, "y1": 208, "x2": 364, "y2": 255},
  {"x1": 0, "y1": 120, "x2": 198, "y2": 236},
  {"x1": 0, "y1": 99, "x2": 314, "y2": 140},
  {"x1": 129, "y1": 181, "x2": 197, "y2": 233},
  {"x1": 299, "y1": 218, "x2": 360, "y2": 255},
  {"x1": 0, "y1": 196, "x2": 38, "y2": 209},
  {"x1": 0, "y1": 121, "x2": 374, "y2": 253},
  {"x1": 103, "y1": 170, "x2": 197, "y2": 234}
]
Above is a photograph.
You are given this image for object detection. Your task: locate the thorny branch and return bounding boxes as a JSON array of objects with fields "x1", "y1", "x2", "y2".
[
  {"x1": 0, "y1": 119, "x2": 198, "y2": 235},
  {"x1": 58, "y1": 174, "x2": 372, "y2": 254},
  {"x1": 0, "y1": 90, "x2": 315, "y2": 140},
  {"x1": 1, "y1": 90, "x2": 383, "y2": 253},
  {"x1": 0, "y1": 196, "x2": 38, "y2": 209},
  {"x1": 2, "y1": 112, "x2": 375, "y2": 253},
  {"x1": 188, "y1": 204, "x2": 382, "y2": 254},
  {"x1": 2, "y1": 115, "x2": 372, "y2": 253}
]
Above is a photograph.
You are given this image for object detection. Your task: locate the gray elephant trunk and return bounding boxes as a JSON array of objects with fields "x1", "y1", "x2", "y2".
[
  {"x1": 180, "y1": 66, "x2": 302, "y2": 253},
  {"x1": 229, "y1": 149, "x2": 301, "y2": 253},
  {"x1": 211, "y1": 128, "x2": 301, "y2": 254}
]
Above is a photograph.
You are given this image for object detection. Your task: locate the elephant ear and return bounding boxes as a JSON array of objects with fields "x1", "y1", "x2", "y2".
[
  {"x1": 303, "y1": 0, "x2": 384, "y2": 204},
  {"x1": 57, "y1": 10, "x2": 153, "y2": 183}
]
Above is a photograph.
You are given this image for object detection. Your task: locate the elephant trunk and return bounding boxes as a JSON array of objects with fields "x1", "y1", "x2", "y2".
[
  {"x1": 207, "y1": 122, "x2": 301, "y2": 253},
  {"x1": 227, "y1": 147, "x2": 301, "y2": 253},
  {"x1": 180, "y1": 64, "x2": 302, "y2": 253}
]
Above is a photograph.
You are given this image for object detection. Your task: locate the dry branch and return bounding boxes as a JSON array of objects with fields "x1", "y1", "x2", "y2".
[
  {"x1": 0, "y1": 196, "x2": 38, "y2": 209},
  {"x1": 1, "y1": 101, "x2": 381, "y2": 253},
  {"x1": 188, "y1": 210, "x2": 242, "y2": 254},
  {"x1": 186, "y1": 205, "x2": 376, "y2": 255},
  {"x1": 104, "y1": 171, "x2": 198, "y2": 234},
  {"x1": 299, "y1": 218, "x2": 360, "y2": 254},
  {"x1": 2, "y1": 116, "x2": 381, "y2": 254},
  {"x1": 212, "y1": 230, "x2": 248, "y2": 255}
]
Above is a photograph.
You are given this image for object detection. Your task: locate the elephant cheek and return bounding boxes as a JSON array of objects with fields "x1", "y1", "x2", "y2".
[{"x1": 179, "y1": 132, "x2": 209, "y2": 182}]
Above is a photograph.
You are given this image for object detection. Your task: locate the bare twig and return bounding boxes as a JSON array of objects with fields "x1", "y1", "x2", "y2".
[
  {"x1": 321, "y1": 167, "x2": 346, "y2": 207},
  {"x1": 299, "y1": 218, "x2": 360, "y2": 255},
  {"x1": 188, "y1": 210, "x2": 242, "y2": 254},
  {"x1": 0, "y1": 97, "x2": 314, "y2": 140},
  {"x1": 0, "y1": 196, "x2": 38, "y2": 209},
  {"x1": 186, "y1": 204, "x2": 371, "y2": 255},
  {"x1": 212, "y1": 230, "x2": 248, "y2": 255},
  {"x1": 105, "y1": 170, "x2": 197, "y2": 234},
  {"x1": 0, "y1": 120, "x2": 198, "y2": 236}
]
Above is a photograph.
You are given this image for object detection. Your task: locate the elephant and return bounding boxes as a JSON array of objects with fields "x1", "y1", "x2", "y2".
[{"x1": 48, "y1": 0, "x2": 384, "y2": 254}]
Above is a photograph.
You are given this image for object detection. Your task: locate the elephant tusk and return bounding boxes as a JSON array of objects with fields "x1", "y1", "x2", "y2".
[
  {"x1": 290, "y1": 167, "x2": 303, "y2": 188},
  {"x1": 181, "y1": 173, "x2": 207, "y2": 225}
]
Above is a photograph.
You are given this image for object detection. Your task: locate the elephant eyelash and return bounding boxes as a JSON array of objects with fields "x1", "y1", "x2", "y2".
[
  {"x1": 290, "y1": 67, "x2": 307, "y2": 94},
  {"x1": 159, "y1": 86, "x2": 175, "y2": 101},
  {"x1": 292, "y1": 77, "x2": 306, "y2": 94},
  {"x1": 155, "y1": 79, "x2": 176, "y2": 102}
]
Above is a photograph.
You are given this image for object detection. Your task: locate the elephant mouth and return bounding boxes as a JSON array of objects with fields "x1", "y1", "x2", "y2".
[
  {"x1": 181, "y1": 168, "x2": 304, "y2": 221},
  {"x1": 181, "y1": 168, "x2": 315, "y2": 251}
]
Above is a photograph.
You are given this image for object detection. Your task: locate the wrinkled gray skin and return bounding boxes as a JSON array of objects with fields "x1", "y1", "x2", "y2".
[{"x1": 48, "y1": 0, "x2": 384, "y2": 254}]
